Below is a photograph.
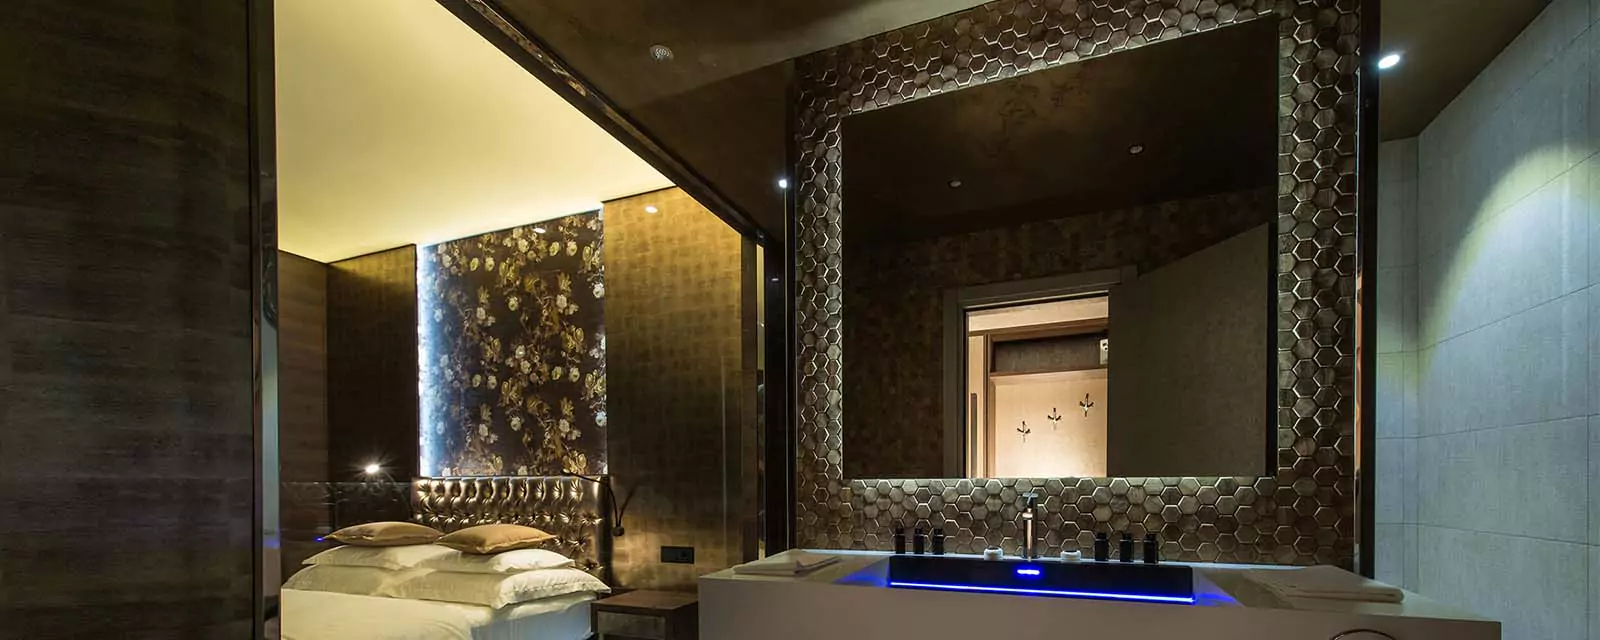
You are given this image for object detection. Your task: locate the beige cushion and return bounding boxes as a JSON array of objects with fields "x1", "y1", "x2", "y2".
[
  {"x1": 436, "y1": 524, "x2": 557, "y2": 554},
  {"x1": 326, "y1": 521, "x2": 443, "y2": 547},
  {"x1": 302, "y1": 543, "x2": 456, "y2": 571},
  {"x1": 418, "y1": 548, "x2": 575, "y2": 574},
  {"x1": 384, "y1": 567, "x2": 608, "y2": 608}
]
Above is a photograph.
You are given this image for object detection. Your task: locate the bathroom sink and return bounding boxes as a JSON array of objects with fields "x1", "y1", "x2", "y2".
[{"x1": 886, "y1": 555, "x2": 1195, "y2": 604}]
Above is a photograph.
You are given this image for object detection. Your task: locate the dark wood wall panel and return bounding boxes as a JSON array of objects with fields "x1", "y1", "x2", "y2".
[
  {"x1": 327, "y1": 247, "x2": 419, "y2": 481},
  {"x1": 605, "y1": 188, "x2": 758, "y2": 591},
  {"x1": 279, "y1": 252, "x2": 329, "y2": 482},
  {"x1": 278, "y1": 252, "x2": 330, "y2": 578},
  {"x1": 0, "y1": 0, "x2": 256, "y2": 636}
]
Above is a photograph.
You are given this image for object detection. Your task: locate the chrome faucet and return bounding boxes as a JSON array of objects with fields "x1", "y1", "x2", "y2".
[{"x1": 1021, "y1": 491, "x2": 1040, "y2": 559}]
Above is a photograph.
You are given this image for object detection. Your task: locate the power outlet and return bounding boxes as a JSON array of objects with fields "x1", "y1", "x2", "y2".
[{"x1": 660, "y1": 546, "x2": 695, "y2": 564}]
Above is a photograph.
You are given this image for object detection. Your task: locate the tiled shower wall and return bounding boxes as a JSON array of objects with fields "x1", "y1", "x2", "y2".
[
  {"x1": 1378, "y1": 0, "x2": 1599, "y2": 637},
  {"x1": 1373, "y1": 138, "x2": 1418, "y2": 594}
]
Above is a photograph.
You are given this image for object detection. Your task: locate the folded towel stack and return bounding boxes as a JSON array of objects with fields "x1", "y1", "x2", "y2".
[
  {"x1": 1245, "y1": 565, "x2": 1404, "y2": 603},
  {"x1": 732, "y1": 550, "x2": 840, "y2": 576}
]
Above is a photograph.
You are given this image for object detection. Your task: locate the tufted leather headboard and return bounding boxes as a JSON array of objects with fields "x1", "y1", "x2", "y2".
[{"x1": 412, "y1": 476, "x2": 613, "y2": 581}]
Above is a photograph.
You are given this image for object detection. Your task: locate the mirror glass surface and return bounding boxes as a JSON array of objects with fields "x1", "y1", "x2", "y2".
[{"x1": 841, "y1": 20, "x2": 1280, "y2": 480}]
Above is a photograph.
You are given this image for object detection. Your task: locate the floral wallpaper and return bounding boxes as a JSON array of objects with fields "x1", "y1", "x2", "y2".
[{"x1": 418, "y1": 212, "x2": 607, "y2": 476}]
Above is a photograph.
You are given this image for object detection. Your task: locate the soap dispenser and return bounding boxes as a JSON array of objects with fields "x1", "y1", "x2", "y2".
[
  {"x1": 1143, "y1": 533, "x2": 1160, "y2": 564},
  {"x1": 893, "y1": 525, "x2": 906, "y2": 554},
  {"x1": 1093, "y1": 532, "x2": 1110, "y2": 561},
  {"x1": 1118, "y1": 532, "x2": 1135, "y2": 563},
  {"x1": 913, "y1": 527, "x2": 927, "y2": 555},
  {"x1": 931, "y1": 527, "x2": 947, "y2": 555}
]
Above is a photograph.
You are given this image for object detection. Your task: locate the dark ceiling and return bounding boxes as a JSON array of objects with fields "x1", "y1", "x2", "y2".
[
  {"x1": 843, "y1": 19, "x2": 1278, "y2": 246},
  {"x1": 477, "y1": 0, "x2": 994, "y2": 240},
  {"x1": 451, "y1": 0, "x2": 1554, "y2": 238},
  {"x1": 1379, "y1": 0, "x2": 1549, "y2": 139}
]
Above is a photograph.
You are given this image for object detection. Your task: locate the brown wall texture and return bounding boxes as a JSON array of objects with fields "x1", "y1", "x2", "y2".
[
  {"x1": 0, "y1": 0, "x2": 258, "y2": 635},
  {"x1": 605, "y1": 188, "x2": 760, "y2": 590}
]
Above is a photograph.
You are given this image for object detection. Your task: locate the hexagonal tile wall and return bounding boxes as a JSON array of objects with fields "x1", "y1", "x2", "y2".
[{"x1": 794, "y1": 0, "x2": 1361, "y2": 568}]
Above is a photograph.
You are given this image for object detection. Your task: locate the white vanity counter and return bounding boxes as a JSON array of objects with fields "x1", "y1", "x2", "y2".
[{"x1": 700, "y1": 550, "x2": 1498, "y2": 640}]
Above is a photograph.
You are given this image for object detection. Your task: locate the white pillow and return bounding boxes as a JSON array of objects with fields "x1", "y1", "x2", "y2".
[
  {"x1": 385, "y1": 567, "x2": 610, "y2": 609},
  {"x1": 283, "y1": 565, "x2": 427, "y2": 597},
  {"x1": 302, "y1": 543, "x2": 456, "y2": 571},
  {"x1": 418, "y1": 548, "x2": 575, "y2": 574}
]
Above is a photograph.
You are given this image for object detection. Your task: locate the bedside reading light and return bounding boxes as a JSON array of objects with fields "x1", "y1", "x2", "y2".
[{"x1": 563, "y1": 470, "x2": 628, "y2": 537}]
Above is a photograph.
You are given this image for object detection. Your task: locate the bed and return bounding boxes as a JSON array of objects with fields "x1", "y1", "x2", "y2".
[{"x1": 279, "y1": 476, "x2": 614, "y2": 640}]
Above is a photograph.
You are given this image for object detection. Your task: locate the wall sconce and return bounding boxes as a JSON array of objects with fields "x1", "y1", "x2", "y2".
[{"x1": 564, "y1": 470, "x2": 629, "y2": 537}]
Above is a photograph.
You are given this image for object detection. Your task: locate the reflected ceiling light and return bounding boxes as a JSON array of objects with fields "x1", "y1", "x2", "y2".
[
  {"x1": 532, "y1": 226, "x2": 547, "y2": 234},
  {"x1": 650, "y1": 44, "x2": 674, "y2": 62},
  {"x1": 1378, "y1": 53, "x2": 1402, "y2": 70},
  {"x1": 1128, "y1": 144, "x2": 1145, "y2": 155},
  {"x1": 777, "y1": 178, "x2": 789, "y2": 189},
  {"x1": 363, "y1": 463, "x2": 382, "y2": 475},
  {"x1": 948, "y1": 179, "x2": 963, "y2": 188},
  {"x1": 644, "y1": 205, "x2": 659, "y2": 214}
]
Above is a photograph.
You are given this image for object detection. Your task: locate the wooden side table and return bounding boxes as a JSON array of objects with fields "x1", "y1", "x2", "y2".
[{"x1": 591, "y1": 590, "x2": 698, "y2": 640}]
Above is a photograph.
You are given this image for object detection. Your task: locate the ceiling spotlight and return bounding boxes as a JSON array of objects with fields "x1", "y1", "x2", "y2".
[
  {"x1": 948, "y1": 179, "x2": 963, "y2": 188},
  {"x1": 363, "y1": 463, "x2": 382, "y2": 475},
  {"x1": 649, "y1": 44, "x2": 674, "y2": 62},
  {"x1": 1377, "y1": 53, "x2": 1401, "y2": 70},
  {"x1": 777, "y1": 178, "x2": 789, "y2": 189},
  {"x1": 644, "y1": 205, "x2": 659, "y2": 214},
  {"x1": 532, "y1": 226, "x2": 547, "y2": 234},
  {"x1": 1128, "y1": 144, "x2": 1145, "y2": 155}
]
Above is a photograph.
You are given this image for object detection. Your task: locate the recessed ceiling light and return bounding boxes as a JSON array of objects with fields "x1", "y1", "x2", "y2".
[
  {"x1": 644, "y1": 205, "x2": 659, "y2": 214},
  {"x1": 777, "y1": 178, "x2": 789, "y2": 189},
  {"x1": 650, "y1": 44, "x2": 674, "y2": 62},
  {"x1": 363, "y1": 463, "x2": 381, "y2": 475},
  {"x1": 1378, "y1": 53, "x2": 1402, "y2": 70},
  {"x1": 532, "y1": 226, "x2": 547, "y2": 234},
  {"x1": 948, "y1": 179, "x2": 963, "y2": 188},
  {"x1": 1128, "y1": 144, "x2": 1145, "y2": 155}
]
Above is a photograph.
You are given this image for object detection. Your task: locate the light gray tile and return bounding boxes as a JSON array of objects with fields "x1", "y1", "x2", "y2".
[
  {"x1": 1378, "y1": 179, "x2": 1417, "y2": 269},
  {"x1": 1401, "y1": 437, "x2": 1418, "y2": 524},
  {"x1": 1417, "y1": 418, "x2": 1588, "y2": 542},
  {"x1": 1593, "y1": 286, "x2": 1599, "y2": 418},
  {"x1": 1591, "y1": 416, "x2": 1599, "y2": 547},
  {"x1": 1401, "y1": 525, "x2": 1419, "y2": 592},
  {"x1": 1417, "y1": 527, "x2": 1589, "y2": 640},
  {"x1": 1376, "y1": 439, "x2": 1405, "y2": 524},
  {"x1": 1373, "y1": 523, "x2": 1405, "y2": 587},
  {"x1": 1589, "y1": 544, "x2": 1598, "y2": 640},
  {"x1": 1421, "y1": 169, "x2": 1589, "y2": 344},
  {"x1": 1591, "y1": 159, "x2": 1599, "y2": 288},
  {"x1": 1448, "y1": 0, "x2": 1592, "y2": 137},
  {"x1": 1377, "y1": 267, "x2": 1417, "y2": 354},
  {"x1": 1419, "y1": 295, "x2": 1590, "y2": 435},
  {"x1": 1379, "y1": 138, "x2": 1418, "y2": 185},
  {"x1": 1376, "y1": 353, "x2": 1408, "y2": 438}
]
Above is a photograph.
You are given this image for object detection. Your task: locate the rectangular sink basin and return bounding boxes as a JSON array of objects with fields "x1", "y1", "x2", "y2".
[{"x1": 886, "y1": 555, "x2": 1195, "y2": 605}]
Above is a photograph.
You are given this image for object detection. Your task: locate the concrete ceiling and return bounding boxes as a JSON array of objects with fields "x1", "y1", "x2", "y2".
[
  {"x1": 275, "y1": 0, "x2": 671, "y2": 263},
  {"x1": 1380, "y1": 0, "x2": 1550, "y2": 139}
]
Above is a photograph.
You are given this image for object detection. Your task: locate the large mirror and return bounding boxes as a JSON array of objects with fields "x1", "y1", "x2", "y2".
[{"x1": 841, "y1": 19, "x2": 1280, "y2": 480}]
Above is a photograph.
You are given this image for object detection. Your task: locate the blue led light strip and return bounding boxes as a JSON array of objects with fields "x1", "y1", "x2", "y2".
[{"x1": 887, "y1": 581, "x2": 1196, "y2": 605}]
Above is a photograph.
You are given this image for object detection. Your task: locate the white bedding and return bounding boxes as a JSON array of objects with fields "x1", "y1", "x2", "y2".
[{"x1": 281, "y1": 588, "x2": 594, "y2": 640}]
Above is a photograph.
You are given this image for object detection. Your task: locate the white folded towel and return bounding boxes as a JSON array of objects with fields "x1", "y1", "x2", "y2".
[
  {"x1": 1246, "y1": 565, "x2": 1404, "y2": 603},
  {"x1": 732, "y1": 550, "x2": 840, "y2": 576}
]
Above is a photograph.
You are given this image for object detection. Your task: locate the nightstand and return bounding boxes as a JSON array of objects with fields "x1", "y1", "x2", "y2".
[{"x1": 591, "y1": 590, "x2": 698, "y2": 640}]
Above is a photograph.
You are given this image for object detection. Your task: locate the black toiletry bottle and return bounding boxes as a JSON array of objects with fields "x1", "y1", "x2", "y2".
[
  {"x1": 893, "y1": 525, "x2": 907, "y2": 554},
  {"x1": 1093, "y1": 532, "x2": 1110, "y2": 561},
  {"x1": 1118, "y1": 533, "x2": 1134, "y2": 562},
  {"x1": 931, "y1": 527, "x2": 947, "y2": 555},
  {"x1": 1143, "y1": 533, "x2": 1160, "y2": 564},
  {"x1": 913, "y1": 527, "x2": 927, "y2": 554}
]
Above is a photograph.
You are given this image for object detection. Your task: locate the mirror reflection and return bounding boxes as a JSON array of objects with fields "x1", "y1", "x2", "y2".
[{"x1": 841, "y1": 20, "x2": 1280, "y2": 480}]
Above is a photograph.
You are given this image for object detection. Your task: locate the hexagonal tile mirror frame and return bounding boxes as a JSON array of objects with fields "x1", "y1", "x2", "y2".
[{"x1": 792, "y1": 0, "x2": 1362, "y2": 567}]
